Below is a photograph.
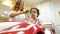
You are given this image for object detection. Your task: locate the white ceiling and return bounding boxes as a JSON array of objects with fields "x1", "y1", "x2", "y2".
[
  {"x1": 0, "y1": 0, "x2": 48, "y2": 12},
  {"x1": 0, "y1": 0, "x2": 48, "y2": 17},
  {"x1": 23, "y1": 0, "x2": 48, "y2": 5},
  {"x1": 22, "y1": 0, "x2": 48, "y2": 10},
  {"x1": 0, "y1": 0, "x2": 48, "y2": 11},
  {"x1": 1, "y1": 0, "x2": 48, "y2": 8}
]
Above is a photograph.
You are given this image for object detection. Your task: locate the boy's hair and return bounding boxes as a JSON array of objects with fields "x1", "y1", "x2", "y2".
[{"x1": 30, "y1": 7, "x2": 40, "y2": 17}]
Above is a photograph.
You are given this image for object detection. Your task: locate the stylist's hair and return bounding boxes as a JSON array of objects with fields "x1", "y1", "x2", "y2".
[
  {"x1": 30, "y1": 7, "x2": 40, "y2": 17},
  {"x1": 13, "y1": 0, "x2": 24, "y2": 11}
]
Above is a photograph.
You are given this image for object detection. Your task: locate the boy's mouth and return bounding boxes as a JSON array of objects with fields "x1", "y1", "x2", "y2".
[{"x1": 31, "y1": 15, "x2": 36, "y2": 18}]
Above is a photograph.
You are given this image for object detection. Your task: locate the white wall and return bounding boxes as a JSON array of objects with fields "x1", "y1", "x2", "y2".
[
  {"x1": 51, "y1": 0, "x2": 60, "y2": 34},
  {"x1": 53, "y1": 0, "x2": 60, "y2": 25}
]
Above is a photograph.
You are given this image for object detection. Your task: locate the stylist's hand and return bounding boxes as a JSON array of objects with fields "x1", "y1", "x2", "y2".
[
  {"x1": 17, "y1": 11, "x2": 24, "y2": 14},
  {"x1": 18, "y1": 10, "x2": 29, "y2": 14},
  {"x1": 23, "y1": 10, "x2": 30, "y2": 14},
  {"x1": 20, "y1": 11, "x2": 27, "y2": 14}
]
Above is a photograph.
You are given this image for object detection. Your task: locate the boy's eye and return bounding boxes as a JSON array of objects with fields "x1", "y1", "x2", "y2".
[
  {"x1": 32, "y1": 11, "x2": 36, "y2": 13},
  {"x1": 30, "y1": 12, "x2": 32, "y2": 13},
  {"x1": 34, "y1": 12, "x2": 36, "y2": 13}
]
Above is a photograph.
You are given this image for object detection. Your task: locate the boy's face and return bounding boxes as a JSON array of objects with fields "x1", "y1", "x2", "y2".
[{"x1": 30, "y1": 9, "x2": 38, "y2": 18}]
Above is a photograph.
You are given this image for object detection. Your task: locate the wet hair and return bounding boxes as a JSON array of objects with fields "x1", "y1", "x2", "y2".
[
  {"x1": 13, "y1": 0, "x2": 24, "y2": 11},
  {"x1": 30, "y1": 7, "x2": 40, "y2": 17},
  {"x1": 25, "y1": 10, "x2": 30, "y2": 13}
]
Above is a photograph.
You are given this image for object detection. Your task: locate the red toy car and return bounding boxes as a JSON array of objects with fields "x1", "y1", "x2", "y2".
[{"x1": 0, "y1": 18, "x2": 45, "y2": 34}]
